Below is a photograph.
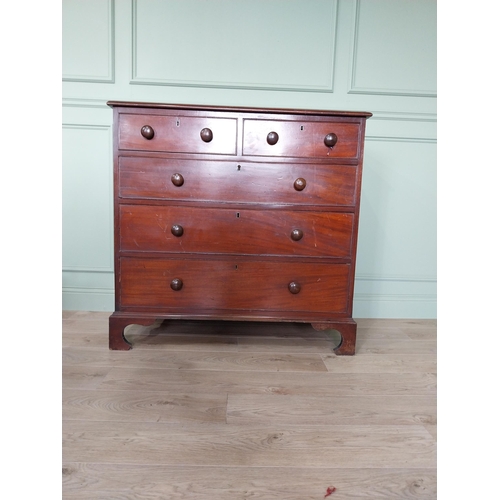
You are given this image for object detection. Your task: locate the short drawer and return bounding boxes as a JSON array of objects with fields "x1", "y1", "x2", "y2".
[
  {"x1": 243, "y1": 119, "x2": 361, "y2": 159},
  {"x1": 120, "y1": 257, "x2": 350, "y2": 314},
  {"x1": 119, "y1": 205, "x2": 354, "y2": 258},
  {"x1": 118, "y1": 113, "x2": 237, "y2": 155},
  {"x1": 119, "y1": 157, "x2": 357, "y2": 206}
]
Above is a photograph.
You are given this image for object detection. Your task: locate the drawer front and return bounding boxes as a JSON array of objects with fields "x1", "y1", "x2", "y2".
[
  {"x1": 118, "y1": 113, "x2": 237, "y2": 155},
  {"x1": 119, "y1": 157, "x2": 357, "y2": 206},
  {"x1": 120, "y1": 257, "x2": 350, "y2": 314},
  {"x1": 119, "y1": 205, "x2": 354, "y2": 258},
  {"x1": 243, "y1": 119, "x2": 361, "y2": 159}
]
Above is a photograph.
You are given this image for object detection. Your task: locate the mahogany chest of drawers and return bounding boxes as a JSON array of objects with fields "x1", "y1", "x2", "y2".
[{"x1": 107, "y1": 101, "x2": 371, "y2": 355}]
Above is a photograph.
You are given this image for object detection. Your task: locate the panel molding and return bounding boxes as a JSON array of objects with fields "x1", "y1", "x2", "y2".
[
  {"x1": 62, "y1": 267, "x2": 113, "y2": 274},
  {"x1": 348, "y1": 0, "x2": 436, "y2": 98},
  {"x1": 356, "y1": 274, "x2": 436, "y2": 283},
  {"x1": 62, "y1": 123, "x2": 113, "y2": 273},
  {"x1": 365, "y1": 112, "x2": 437, "y2": 143},
  {"x1": 62, "y1": 123, "x2": 110, "y2": 131},
  {"x1": 355, "y1": 293, "x2": 436, "y2": 302},
  {"x1": 365, "y1": 136, "x2": 437, "y2": 144},
  {"x1": 62, "y1": 98, "x2": 111, "y2": 109},
  {"x1": 63, "y1": 0, "x2": 115, "y2": 83},
  {"x1": 130, "y1": 0, "x2": 338, "y2": 93},
  {"x1": 370, "y1": 111, "x2": 436, "y2": 123},
  {"x1": 63, "y1": 286, "x2": 114, "y2": 293},
  {"x1": 348, "y1": 88, "x2": 437, "y2": 99}
]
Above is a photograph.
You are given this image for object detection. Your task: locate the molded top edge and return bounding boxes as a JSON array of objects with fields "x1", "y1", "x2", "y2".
[{"x1": 106, "y1": 101, "x2": 372, "y2": 118}]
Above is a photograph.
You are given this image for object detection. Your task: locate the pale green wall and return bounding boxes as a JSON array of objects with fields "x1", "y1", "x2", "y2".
[{"x1": 62, "y1": 0, "x2": 437, "y2": 318}]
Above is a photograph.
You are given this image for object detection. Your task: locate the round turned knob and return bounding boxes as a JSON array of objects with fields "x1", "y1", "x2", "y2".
[
  {"x1": 170, "y1": 278, "x2": 183, "y2": 291},
  {"x1": 171, "y1": 224, "x2": 184, "y2": 237},
  {"x1": 140, "y1": 125, "x2": 154, "y2": 140},
  {"x1": 267, "y1": 131, "x2": 279, "y2": 145},
  {"x1": 293, "y1": 178, "x2": 307, "y2": 191},
  {"x1": 288, "y1": 282, "x2": 301, "y2": 294},
  {"x1": 324, "y1": 133, "x2": 338, "y2": 148},
  {"x1": 200, "y1": 128, "x2": 213, "y2": 142},
  {"x1": 171, "y1": 173, "x2": 184, "y2": 187},
  {"x1": 291, "y1": 229, "x2": 304, "y2": 241}
]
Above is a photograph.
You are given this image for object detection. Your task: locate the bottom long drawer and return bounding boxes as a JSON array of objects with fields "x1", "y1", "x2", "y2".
[{"x1": 119, "y1": 257, "x2": 350, "y2": 314}]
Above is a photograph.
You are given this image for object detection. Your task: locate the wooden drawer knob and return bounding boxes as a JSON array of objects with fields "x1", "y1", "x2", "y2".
[
  {"x1": 200, "y1": 128, "x2": 213, "y2": 142},
  {"x1": 171, "y1": 173, "x2": 184, "y2": 187},
  {"x1": 293, "y1": 178, "x2": 307, "y2": 191},
  {"x1": 171, "y1": 225, "x2": 184, "y2": 237},
  {"x1": 170, "y1": 278, "x2": 183, "y2": 291},
  {"x1": 324, "y1": 133, "x2": 338, "y2": 148},
  {"x1": 291, "y1": 229, "x2": 303, "y2": 241},
  {"x1": 267, "y1": 131, "x2": 279, "y2": 145},
  {"x1": 141, "y1": 125, "x2": 155, "y2": 140},
  {"x1": 288, "y1": 282, "x2": 301, "y2": 294}
]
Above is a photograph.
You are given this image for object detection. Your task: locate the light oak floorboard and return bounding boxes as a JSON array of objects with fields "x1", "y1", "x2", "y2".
[
  {"x1": 402, "y1": 328, "x2": 439, "y2": 341},
  {"x1": 63, "y1": 318, "x2": 109, "y2": 335},
  {"x1": 62, "y1": 463, "x2": 437, "y2": 499},
  {"x1": 99, "y1": 367, "x2": 436, "y2": 396},
  {"x1": 356, "y1": 326, "x2": 413, "y2": 340},
  {"x1": 63, "y1": 420, "x2": 436, "y2": 469},
  {"x1": 226, "y1": 394, "x2": 436, "y2": 426},
  {"x1": 63, "y1": 347, "x2": 328, "y2": 372},
  {"x1": 63, "y1": 310, "x2": 112, "y2": 320},
  {"x1": 355, "y1": 338, "x2": 436, "y2": 355},
  {"x1": 321, "y1": 353, "x2": 437, "y2": 374},
  {"x1": 62, "y1": 332, "x2": 109, "y2": 348},
  {"x1": 63, "y1": 389, "x2": 227, "y2": 424},
  {"x1": 63, "y1": 330, "x2": 240, "y2": 351},
  {"x1": 62, "y1": 366, "x2": 112, "y2": 390},
  {"x1": 235, "y1": 336, "x2": 336, "y2": 353}
]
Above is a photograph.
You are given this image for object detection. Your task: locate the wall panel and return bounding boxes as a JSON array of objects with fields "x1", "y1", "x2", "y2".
[
  {"x1": 132, "y1": 0, "x2": 337, "y2": 92},
  {"x1": 349, "y1": 0, "x2": 437, "y2": 97},
  {"x1": 354, "y1": 137, "x2": 436, "y2": 317},
  {"x1": 62, "y1": 104, "x2": 114, "y2": 310},
  {"x1": 62, "y1": 0, "x2": 115, "y2": 82}
]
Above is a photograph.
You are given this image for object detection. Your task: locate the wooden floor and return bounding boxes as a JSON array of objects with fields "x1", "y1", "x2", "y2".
[{"x1": 62, "y1": 312, "x2": 437, "y2": 499}]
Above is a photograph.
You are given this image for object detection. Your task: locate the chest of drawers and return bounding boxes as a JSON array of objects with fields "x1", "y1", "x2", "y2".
[{"x1": 107, "y1": 102, "x2": 371, "y2": 355}]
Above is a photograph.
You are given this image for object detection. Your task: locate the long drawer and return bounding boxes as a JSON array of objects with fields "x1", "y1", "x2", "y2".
[
  {"x1": 120, "y1": 257, "x2": 350, "y2": 314},
  {"x1": 119, "y1": 205, "x2": 354, "y2": 258},
  {"x1": 118, "y1": 157, "x2": 357, "y2": 206}
]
